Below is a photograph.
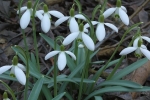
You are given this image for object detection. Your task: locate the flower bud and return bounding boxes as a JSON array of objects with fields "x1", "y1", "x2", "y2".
[
  {"x1": 79, "y1": 23, "x2": 83, "y2": 32},
  {"x1": 27, "y1": 1, "x2": 32, "y2": 9},
  {"x1": 116, "y1": 0, "x2": 121, "y2": 7},
  {"x1": 43, "y1": 4, "x2": 48, "y2": 13},
  {"x1": 12, "y1": 56, "x2": 18, "y2": 66},
  {"x1": 69, "y1": 8, "x2": 74, "y2": 17}
]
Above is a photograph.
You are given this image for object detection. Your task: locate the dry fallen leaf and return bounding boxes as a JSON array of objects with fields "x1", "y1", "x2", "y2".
[
  {"x1": 45, "y1": 0, "x2": 63, "y2": 5},
  {"x1": 129, "y1": 60, "x2": 150, "y2": 99}
]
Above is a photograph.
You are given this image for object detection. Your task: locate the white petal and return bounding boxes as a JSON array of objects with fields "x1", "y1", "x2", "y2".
[
  {"x1": 65, "y1": 51, "x2": 76, "y2": 60},
  {"x1": 55, "y1": 17, "x2": 69, "y2": 27},
  {"x1": 17, "y1": 63, "x2": 26, "y2": 71},
  {"x1": 35, "y1": 11, "x2": 43, "y2": 20},
  {"x1": 119, "y1": 8, "x2": 129, "y2": 25},
  {"x1": 104, "y1": 23, "x2": 118, "y2": 32},
  {"x1": 38, "y1": 10, "x2": 44, "y2": 14},
  {"x1": 119, "y1": 47, "x2": 137, "y2": 55},
  {"x1": 84, "y1": 21, "x2": 99, "y2": 28},
  {"x1": 74, "y1": 14, "x2": 86, "y2": 20},
  {"x1": 58, "y1": 52, "x2": 66, "y2": 71},
  {"x1": 140, "y1": 48, "x2": 150, "y2": 60},
  {"x1": 84, "y1": 28, "x2": 88, "y2": 33},
  {"x1": 17, "y1": 6, "x2": 27, "y2": 14},
  {"x1": 41, "y1": 13, "x2": 51, "y2": 33},
  {"x1": 69, "y1": 17, "x2": 79, "y2": 32},
  {"x1": 0, "y1": 65, "x2": 12, "y2": 74},
  {"x1": 142, "y1": 36, "x2": 150, "y2": 43},
  {"x1": 103, "y1": 8, "x2": 116, "y2": 18},
  {"x1": 133, "y1": 38, "x2": 139, "y2": 47},
  {"x1": 96, "y1": 23, "x2": 105, "y2": 41},
  {"x1": 63, "y1": 32, "x2": 79, "y2": 45},
  {"x1": 49, "y1": 11, "x2": 64, "y2": 18},
  {"x1": 10, "y1": 66, "x2": 15, "y2": 74},
  {"x1": 82, "y1": 32, "x2": 95, "y2": 51},
  {"x1": 14, "y1": 66, "x2": 26, "y2": 85},
  {"x1": 121, "y1": 6, "x2": 127, "y2": 13},
  {"x1": 20, "y1": 9, "x2": 31, "y2": 29},
  {"x1": 45, "y1": 51, "x2": 60, "y2": 60}
]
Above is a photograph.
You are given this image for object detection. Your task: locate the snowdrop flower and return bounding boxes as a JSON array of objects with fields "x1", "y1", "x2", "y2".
[
  {"x1": 120, "y1": 38, "x2": 150, "y2": 60},
  {"x1": 103, "y1": 0, "x2": 129, "y2": 25},
  {"x1": 17, "y1": 1, "x2": 32, "y2": 29},
  {"x1": 3, "y1": 92, "x2": 10, "y2": 100},
  {"x1": 45, "y1": 45, "x2": 76, "y2": 71},
  {"x1": 55, "y1": 8, "x2": 86, "y2": 32},
  {"x1": 85, "y1": 15, "x2": 118, "y2": 41},
  {"x1": 0, "y1": 56, "x2": 26, "y2": 85},
  {"x1": 35, "y1": 4, "x2": 64, "y2": 33},
  {"x1": 63, "y1": 23, "x2": 95, "y2": 51}
]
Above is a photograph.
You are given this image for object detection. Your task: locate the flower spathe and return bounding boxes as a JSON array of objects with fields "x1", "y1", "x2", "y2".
[
  {"x1": 62, "y1": 23, "x2": 95, "y2": 51},
  {"x1": 120, "y1": 38, "x2": 150, "y2": 60},
  {"x1": 45, "y1": 50, "x2": 76, "y2": 71},
  {"x1": 36, "y1": 5, "x2": 64, "y2": 33},
  {"x1": 103, "y1": 0, "x2": 129, "y2": 26},
  {"x1": 0, "y1": 63, "x2": 26, "y2": 85}
]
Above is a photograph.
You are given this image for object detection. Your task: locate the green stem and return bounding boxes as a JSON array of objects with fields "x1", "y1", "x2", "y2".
[
  {"x1": 74, "y1": 40, "x2": 78, "y2": 64},
  {"x1": 78, "y1": 50, "x2": 90, "y2": 100},
  {"x1": 32, "y1": 14, "x2": 40, "y2": 71},
  {"x1": 101, "y1": 0, "x2": 107, "y2": 14},
  {"x1": 54, "y1": 40, "x2": 57, "y2": 97},
  {"x1": 22, "y1": 30, "x2": 30, "y2": 100}
]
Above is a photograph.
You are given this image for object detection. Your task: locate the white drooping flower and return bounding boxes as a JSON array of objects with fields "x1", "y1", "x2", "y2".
[
  {"x1": 63, "y1": 23, "x2": 95, "y2": 51},
  {"x1": 45, "y1": 45, "x2": 76, "y2": 71},
  {"x1": 0, "y1": 56, "x2": 26, "y2": 85},
  {"x1": 120, "y1": 38, "x2": 150, "y2": 60},
  {"x1": 17, "y1": 1, "x2": 32, "y2": 29},
  {"x1": 35, "y1": 5, "x2": 64, "y2": 33},
  {"x1": 55, "y1": 8, "x2": 86, "y2": 33},
  {"x1": 103, "y1": 0, "x2": 129, "y2": 25},
  {"x1": 84, "y1": 15, "x2": 118, "y2": 41}
]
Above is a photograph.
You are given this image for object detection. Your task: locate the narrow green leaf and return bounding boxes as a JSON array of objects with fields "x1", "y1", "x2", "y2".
[
  {"x1": 86, "y1": 59, "x2": 120, "y2": 93},
  {"x1": 59, "y1": 62, "x2": 85, "y2": 93},
  {"x1": 65, "y1": 91, "x2": 73, "y2": 100},
  {"x1": 40, "y1": 33, "x2": 60, "y2": 49},
  {"x1": 0, "y1": 74, "x2": 16, "y2": 81},
  {"x1": 111, "y1": 58, "x2": 148, "y2": 80},
  {"x1": 94, "y1": 96, "x2": 103, "y2": 100},
  {"x1": 95, "y1": 80, "x2": 142, "y2": 89},
  {"x1": 66, "y1": 55, "x2": 76, "y2": 71},
  {"x1": 30, "y1": 53, "x2": 37, "y2": 65},
  {"x1": 28, "y1": 76, "x2": 44, "y2": 100},
  {"x1": 47, "y1": 77, "x2": 77, "y2": 88},
  {"x1": 90, "y1": 48, "x2": 100, "y2": 59},
  {"x1": 84, "y1": 86, "x2": 150, "y2": 100},
  {"x1": 52, "y1": 92, "x2": 66, "y2": 100},
  {"x1": 42, "y1": 85, "x2": 53, "y2": 100},
  {"x1": 73, "y1": 78, "x2": 95, "y2": 83}
]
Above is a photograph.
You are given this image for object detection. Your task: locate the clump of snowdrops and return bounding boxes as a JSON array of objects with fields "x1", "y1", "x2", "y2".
[{"x1": 0, "y1": 0, "x2": 150, "y2": 100}]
